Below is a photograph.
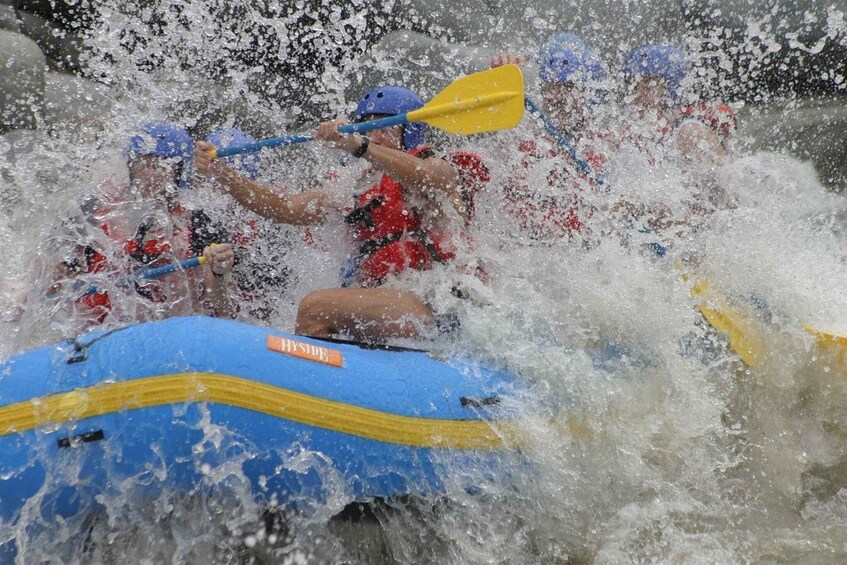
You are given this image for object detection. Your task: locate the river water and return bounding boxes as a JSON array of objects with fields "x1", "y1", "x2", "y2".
[{"x1": 1, "y1": 1, "x2": 847, "y2": 563}]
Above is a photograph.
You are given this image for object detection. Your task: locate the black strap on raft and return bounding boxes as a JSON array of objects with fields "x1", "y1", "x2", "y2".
[
  {"x1": 459, "y1": 395, "x2": 501, "y2": 408},
  {"x1": 58, "y1": 429, "x2": 105, "y2": 448},
  {"x1": 65, "y1": 327, "x2": 128, "y2": 364},
  {"x1": 314, "y1": 335, "x2": 428, "y2": 353}
]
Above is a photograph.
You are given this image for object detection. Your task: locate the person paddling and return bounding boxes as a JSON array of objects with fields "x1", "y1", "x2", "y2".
[
  {"x1": 607, "y1": 44, "x2": 738, "y2": 246},
  {"x1": 491, "y1": 33, "x2": 611, "y2": 244},
  {"x1": 48, "y1": 123, "x2": 237, "y2": 327},
  {"x1": 200, "y1": 128, "x2": 296, "y2": 322},
  {"x1": 617, "y1": 44, "x2": 735, "y2": 166},
  {"x1": 195, "y1": 86, "x2": 489, "y2": 343}
]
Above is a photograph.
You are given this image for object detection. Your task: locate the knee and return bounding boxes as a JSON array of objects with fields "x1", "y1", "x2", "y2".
[
  {"x1": 295, "y1": 290, "x2": 332, "y2": 337},
  {"x1": 394, "y1": 291, "x2": 434, "y2": 323}
]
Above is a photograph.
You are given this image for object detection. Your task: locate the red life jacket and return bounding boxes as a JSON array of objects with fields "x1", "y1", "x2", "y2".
[
  {"x1": 72, "y1": 205, "x2": 230, "y2": 320},
  {"x1": 72, "y1": 216, "x2": 174, "y2": 319},
  {"x1": 72, "y1": 245, "x2": 112, "y2": 324},
  {"x1": 504, "y1": 136, "x2": 606, "y2": 241},
  {"x1": 679, "y1": 103, "x2": 737, "y2": 141},
  {"x1": 344, "y1": 146, "x2": 488, "y2": 286}
]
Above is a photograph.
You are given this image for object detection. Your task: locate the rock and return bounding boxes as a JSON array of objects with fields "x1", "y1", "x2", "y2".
[
  {"x1": 42, "y1": 72, "x2": 111, "y2": 140},
  {"x1": 740, "y1": 98, "x2": 847, "y2": 191},
  {"x1": 0, "y1": 5, "x2": 20, "y2": 32},
  {"x1": 16, "y1": 9, "x2": 85, "y2": 71},
  {"x1": 0, "y1": 30, "x2": 45, "y2": 131},
  {"x1": 0, "y1": 129, "x2": 40, "y2": 214}
]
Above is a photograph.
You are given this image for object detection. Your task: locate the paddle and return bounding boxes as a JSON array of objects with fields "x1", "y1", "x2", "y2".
[
  {"x1": 679, "y1": 264, "x2": 847, "y2": 369},
  {"x1": 524, "y1": 98, "x2": 770, "y2": 365},
  {"x1": 214, "y1": 64, "x2": 525, "y2": 158},
  {"x1": 687, "y1": 279, "x2": 847, "y2": 369},
  {"x1": 677, "y1": 267, "x2": 765, "y2": 366},
  {"x1": 524, "y1": 98, "x2": 593, "y2": 176},
  {"x1": 807, "y1": 326, "x2": 847, "y2": 365},
  {"x1": 81, "y1": 256, "x2": 207, "y2": 297},
  {"x1": 525, "y1": 87, "x2": 843, "y2": 367}
]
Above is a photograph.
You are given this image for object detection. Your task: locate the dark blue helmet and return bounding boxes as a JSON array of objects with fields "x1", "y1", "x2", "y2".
[
  {"x1": 204, "y1": 129, "x2": 261, "y2": 180},
  {"x1": 354, "y1": 86, "x2": 426, "y2": 151},
  {"x1": 125, "y1": 123, "x2": 194, "y2": 189},
  {"x1": 624, "y1": 44, "x2": 690, "y2": 104},
  {"x1": 538, "y1": 33, "x2": 606, "y2": 85}
]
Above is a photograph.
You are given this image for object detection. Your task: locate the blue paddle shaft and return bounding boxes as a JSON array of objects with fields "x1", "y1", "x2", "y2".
[
  {"x1": 82, "y1": 257, "x2": 205, "y2": 297},
  {"x1": 339, "y1": 114, "x2": 409, "y2": 133},
  {"x1": 215, "y1": 114, "x2": 411, "y2": 157},
  {"x1": 524, "y1": 98, "x2": 595, "y2": 177},
  {"x1": 216, "y1": 134, "x2": 314, "y2": 157},
  {"x1": 141, "y1": 257, "x2": 204, "y2": 279}
]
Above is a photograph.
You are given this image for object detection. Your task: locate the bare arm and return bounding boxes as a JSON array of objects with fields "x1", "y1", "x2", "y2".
[
  {"x1": 362, "y1": 140, "x2": 460, "y2": 197},
  {"x1": 676, "y1": 121, "x2": 726, "y2": 165},
  {"x1": 195, "y1": 141, "x2": 336, "y2": 226},
  {"x1": 199, "y1": 243, "x2": 236, "y2": 318},
  {"x1": 490, "y1": 54, "x2": 526, "y2": 68},
  {"x1": 315, "y1": 118, "x2": 465, "y2": 219}
]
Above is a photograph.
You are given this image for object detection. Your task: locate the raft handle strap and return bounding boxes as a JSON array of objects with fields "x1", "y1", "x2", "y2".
[
  {"x1": 65, "y1": 326, "x2": 131, "y2": 364},
  {"x1": 460, "y1": 395, "x2": 501, "y2": 408},
  {"x1": 58, "y1": 429, "x2": 105, "y2": 448},
  {"x1": 66, "y1": 341, "x2": 88, "y2": 364}
]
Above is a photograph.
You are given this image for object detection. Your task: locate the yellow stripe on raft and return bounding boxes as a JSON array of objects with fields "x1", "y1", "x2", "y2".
[{"x1": 0, "y1": 373, "x2": 519, "y2": 450}]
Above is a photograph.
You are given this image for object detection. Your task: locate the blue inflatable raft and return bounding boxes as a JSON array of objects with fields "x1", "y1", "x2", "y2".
[{"x1": 0, "y1": 316, "x2": 523, "y2": 528}]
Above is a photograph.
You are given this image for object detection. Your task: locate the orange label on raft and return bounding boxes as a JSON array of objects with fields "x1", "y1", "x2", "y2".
[{"x1": 266, "y1": 335, "x2": 343, "y2": 368}]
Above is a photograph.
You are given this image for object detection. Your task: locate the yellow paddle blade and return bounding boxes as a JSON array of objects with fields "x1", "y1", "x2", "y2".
[
  {"x1": 691, "y1": 281, "x2": 765, "y2": 367},
  {"x1": 677, "y1": 264, "x2": 765, "y2": 367},
  {"x1": 806, "y1": 325, "x2": 847, "y2": 367},
  {"x1": 681, "y1": 266, "x2": 847, "y2": 369},
  {"x1": 806, "y1": 325, "x2": 847, "y2": 346},
  {"x1": 407, "y1": 64, "x2": 524, "y2": 135}
]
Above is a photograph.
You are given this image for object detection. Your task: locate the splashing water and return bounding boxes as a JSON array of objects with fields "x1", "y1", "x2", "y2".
[{"x1": 1, "y1": 0, "x2": 847, "y2": 562}]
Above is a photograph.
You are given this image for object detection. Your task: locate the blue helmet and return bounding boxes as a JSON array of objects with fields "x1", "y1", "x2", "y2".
[
  {"x1": 125, "y1": 123, "x2": 194, "y2": 189},
  {"x1": 624, "y1": 44, "x2": 690, "y2": 104},
  {"x1": 354, "y1": 86, "x2": 426, "y2": 151},
  {"x1": 538, "y1": 33, "x2": 606, "y2": 84},
  {"x1": 204, "y1": 128, "x2": 261, "y2": 180}
]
